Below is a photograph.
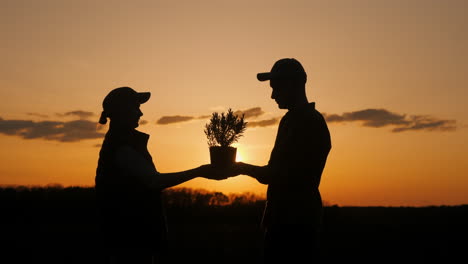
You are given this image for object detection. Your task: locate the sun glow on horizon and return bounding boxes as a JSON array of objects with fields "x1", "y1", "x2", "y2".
[{"x1": 235, "y1": 152, "x2": 243, "y2": 162}]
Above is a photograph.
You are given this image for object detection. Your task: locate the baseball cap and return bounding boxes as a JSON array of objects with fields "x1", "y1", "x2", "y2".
[
  {"x1": 98, "y1": 86, "x2": 151, "y2": 124},
  {"x1": 257, "y1": 58, "x2": 307, "y2": 83}
]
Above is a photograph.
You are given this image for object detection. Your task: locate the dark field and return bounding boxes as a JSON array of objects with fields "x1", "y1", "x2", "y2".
[{"x1": 1, "y1": 186, "x2": 467, "y2": 263}]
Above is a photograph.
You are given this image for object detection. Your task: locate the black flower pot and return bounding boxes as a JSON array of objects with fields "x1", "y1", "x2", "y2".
[{"x1": 209, "y1": 146, "x2": 237, "y2": 168}]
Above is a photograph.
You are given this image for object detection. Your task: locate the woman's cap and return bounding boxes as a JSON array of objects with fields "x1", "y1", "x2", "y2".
[{"x1": 98, "y1": 86, "x2": 150, "y2": 124}]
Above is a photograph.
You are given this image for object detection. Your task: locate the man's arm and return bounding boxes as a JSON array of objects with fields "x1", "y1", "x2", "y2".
[{"x1": 236, "y1": 162, "x2": 270, "y2": 184}]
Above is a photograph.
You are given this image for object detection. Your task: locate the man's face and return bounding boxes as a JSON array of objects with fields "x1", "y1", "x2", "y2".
[{"x1": 270, "y1": 79, "x2": 293, "y2": 109}]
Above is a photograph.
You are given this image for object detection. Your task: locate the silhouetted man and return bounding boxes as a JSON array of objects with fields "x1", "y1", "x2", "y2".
[
  {"x1": 95, "y1": 87, "x2": 228, "y2": 264},
  {"x1": 236, "y1": 58, "x2": 331, "y2": 263}
]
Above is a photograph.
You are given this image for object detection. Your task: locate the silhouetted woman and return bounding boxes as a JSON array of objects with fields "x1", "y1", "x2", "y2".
[{"x1": 95, "y1": 87, "x2": 226, "y2": 264}]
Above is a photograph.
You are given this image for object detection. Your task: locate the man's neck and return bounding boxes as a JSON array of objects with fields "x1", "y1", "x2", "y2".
[{"x1": 288, "y1": 96, "x2": 309, "y2": 111}]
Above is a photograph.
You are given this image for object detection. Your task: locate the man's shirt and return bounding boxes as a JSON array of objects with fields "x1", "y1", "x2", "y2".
[{"x1": 263, "y1": 102, "x2": 331, "y2": 229}]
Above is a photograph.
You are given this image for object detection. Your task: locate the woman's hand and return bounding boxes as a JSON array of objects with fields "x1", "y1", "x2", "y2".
[{"x1": 197, "y1": 164, "x2": 241, "y2": 180}]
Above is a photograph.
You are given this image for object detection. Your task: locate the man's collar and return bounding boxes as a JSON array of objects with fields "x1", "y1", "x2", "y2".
[{"x1": 288, "y1": 102, "x2": 315, "y2": 113}]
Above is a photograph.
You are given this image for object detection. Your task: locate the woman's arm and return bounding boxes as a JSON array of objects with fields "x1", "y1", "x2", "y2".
[
  {"x1": 156, "y1": 165, "x2": 227, "y2": 190},
  {"x1": 115, "y1": 146, "x2": 230, "y2": 190}
]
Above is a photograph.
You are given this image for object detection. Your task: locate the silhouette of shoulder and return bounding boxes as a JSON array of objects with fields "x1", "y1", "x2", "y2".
[{"x1": 114, "y1": 145, "x2": 158, "y2": 186}]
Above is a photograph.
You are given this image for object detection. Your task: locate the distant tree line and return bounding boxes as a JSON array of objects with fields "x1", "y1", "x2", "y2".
[{"x1": 0, "y1": 185, "x2": 266, "y2": 207}]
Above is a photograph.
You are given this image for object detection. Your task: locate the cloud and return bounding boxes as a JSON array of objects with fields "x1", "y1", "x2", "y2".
[
  {"x1": 198, "y1": 115, "x2": 211, "y2": 119},
  {"x1": 26, "y1": 112, "x2": 49, "y2": 118},
  {"x1": 58, "y1": 110, "x2": 95, "y2": 119},
  {"x1": 391, "y1": 115, "x2": 456, "y2": 133},
  {"x1": 324, "y1": 108, "x2": 457, "y2": 132},
  {"x1": 157, "y1": 115, "x2": 194, "y2": 125},
  {"x1": 324, "y1": 109, "x2": 409, "y2": 127},
  {"x1": 247, "y1": 118, "x2": 279, "y2": 128},
  {"x1": 234, "y1": 107, "x2": 265, "y2": 119},
  {"x1": 0, "y1": 117, "x2": 105, "y2": 142},
  {"x1": 157, "y1": 107, "x2": 267, "y2": 126},
  {"x1": 154, "y1": 107, "x2": 456, "y2": 132},
  {"x1": 139, "y1": 120, "x2": 149, "y2": 126}
]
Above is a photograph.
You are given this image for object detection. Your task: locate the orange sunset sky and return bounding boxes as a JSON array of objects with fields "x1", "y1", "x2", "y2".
[{"x1": 1, "y1": 0, "x2": 467, "y2": 206}]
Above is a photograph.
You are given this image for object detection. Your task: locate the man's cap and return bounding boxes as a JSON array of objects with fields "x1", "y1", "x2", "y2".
[
  {"x1": 257, "y1": 58, "x2": 307, "y2": 83},
  {"x1": 99, "y1": 86, "x2": 150, "y2": 124}
]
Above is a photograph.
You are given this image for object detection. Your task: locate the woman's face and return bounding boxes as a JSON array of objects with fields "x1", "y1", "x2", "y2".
[{"x1": 111, "y1": 102, "x2": 143, "y2": 128}]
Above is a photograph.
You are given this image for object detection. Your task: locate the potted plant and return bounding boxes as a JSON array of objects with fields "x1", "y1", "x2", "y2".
[{"x1": 204, "y1": 108, "x2": 247, "y2": 167}]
